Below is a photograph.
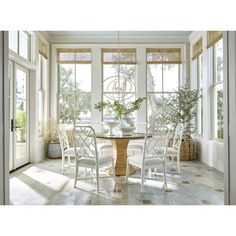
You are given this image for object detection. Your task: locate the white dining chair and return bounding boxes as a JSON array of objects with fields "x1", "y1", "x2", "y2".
[
  {"x1": 165, "y1": 123, "x2": 184, "y2": 174},
  {"x1": 73, "y1": 125, "x2": 116, "y2": 193},
  {"x1": 125, "y1": 125, "x2": 169, "y2": 192},
  {"x1": 57, "y1": 124, "x2": 76, "y2": 174}
]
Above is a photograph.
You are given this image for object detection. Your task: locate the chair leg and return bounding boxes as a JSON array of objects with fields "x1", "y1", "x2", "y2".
[
  {"x1": 61, "y1": 153, "x2": 65, "y2": 174},
  {"x1": 163, "y1": 159, "x2": 167, "y2": 190},
  {"x1": 177, "y1": 155, "x2": 181, "y2": 174},
  {"x1": 111, "y1": 159, "x2": 116, "y2": 183},
  {"x1": 74, "y1": 159, "x2": 78, "y2": 188},
  {"x1": 125, "y1": 160, "x2": 129, "y2": 183},
  {"x1": 141, "y1": 168, "x2": 144, "y2": 192},
  {"x1": 96, "y1": 166, "x2": 99, "y2": 193}
]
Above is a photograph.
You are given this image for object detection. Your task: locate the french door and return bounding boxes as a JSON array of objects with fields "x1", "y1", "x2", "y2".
[{"x1": 9, "y1": 61, "x2": 29, "y2": 171}]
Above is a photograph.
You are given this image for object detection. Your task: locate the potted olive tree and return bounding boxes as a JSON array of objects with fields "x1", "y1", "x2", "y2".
[
  {"x1": 156, "y1": 82, "x2": 200, "y2": 160},
  {"x1": 43, "y1": 118, "x2": 61, "y2": 158}
]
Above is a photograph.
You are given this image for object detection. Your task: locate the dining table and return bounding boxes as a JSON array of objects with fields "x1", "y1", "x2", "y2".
[{"x1": 96, "y1": 133, "x2": 148, "y2": 176}]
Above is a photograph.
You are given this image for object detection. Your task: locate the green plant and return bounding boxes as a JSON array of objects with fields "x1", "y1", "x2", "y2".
[
  {"x1": 16, "y1": 110, "x2": 26, "y2": 142},
  {"x1": 94, "y1": 97, "x2": 146, "y2": 120},
  {"x1": 156, "y1": 82, "x2": 200, "y2": 137},
  {"x1": 43, "y1": 118, "x2": 59, "y2": 144}
]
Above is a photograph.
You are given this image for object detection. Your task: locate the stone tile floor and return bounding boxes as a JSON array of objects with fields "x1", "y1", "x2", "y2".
[{"x1": 10, "y1": 158, "x2": 224, "y2": 205}]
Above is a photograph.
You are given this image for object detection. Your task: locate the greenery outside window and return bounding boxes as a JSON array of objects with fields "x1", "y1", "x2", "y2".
[
  {"x1": 212, "y1": 38, "x2": 223, "y2": 140},
  {"x1": 146, "y1": 48, "x2": 181, "y2": 121},
  {"x1": 57, "y1": 48, "x2": 92, "y2": 124}
]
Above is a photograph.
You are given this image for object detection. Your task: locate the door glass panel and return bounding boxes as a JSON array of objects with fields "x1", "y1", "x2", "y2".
[{"x1": 15, "y1": 68, "x2": 27, "y2": 161}]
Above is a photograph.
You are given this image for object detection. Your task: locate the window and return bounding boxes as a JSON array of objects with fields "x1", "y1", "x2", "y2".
[
  {"x1": 212, "y1": 38, "x2": 223, "y2": 139},
  {"x1": 196, "y1": 54, "x2": 203, "y2": 135},
  {"x1": 146, "y1": 48, "x2": 181, "y2": 120},
  {"x1": 102, "y1": 48, "x2": 136, "y2": 120},
  {"x1": 9, "y1": 31, "x2": 31, "y2": 61},
  {"x1": 38, "y1": 55, "x2": 47, "y2": 136},
  {"x1": 192, "y1": 38, "x2": 203, "y2": 135},
  {"x1": 57, "y1": 48, "x2": 92, "y2": 124}
]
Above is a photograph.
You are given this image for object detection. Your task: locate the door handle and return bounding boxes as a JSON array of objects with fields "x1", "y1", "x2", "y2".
[
  {"x1": 11, "y1": 119, "x2": 14, "y2": 132},
  {"x1": 11, "y1": 119, "x2": 19, "y2": 132}
]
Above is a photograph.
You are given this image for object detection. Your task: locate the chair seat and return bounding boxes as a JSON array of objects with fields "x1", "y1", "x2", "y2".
[
  {"x1": 97, "y1": 143, "x2": 113, "y2": 151},
  {"x1": 166, "y1": 147, "x2": 178, "y2": 155},
  {"x1": 128, "y1": 143, "x2": 144, "y2": 151},
  {"x1": 77, "y1": 155, "x2": 113, "y2": 167},
  {"x1": 64, "y1": 147, "x2": 75, "y2": 156},
  {"x1": 128, "y1": 154, "x2": 164, "y2": 169}
]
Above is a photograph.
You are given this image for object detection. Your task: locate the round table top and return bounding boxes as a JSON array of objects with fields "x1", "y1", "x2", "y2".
[{"x1": 95, "y1": 132, "x2": 150, "y2": 140}]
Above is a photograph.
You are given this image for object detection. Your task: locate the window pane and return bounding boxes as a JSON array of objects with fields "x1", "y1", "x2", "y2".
[
  {"x1": 103, "y1": 64, "x2": 136, "y2": 120},
  {"x1": 196, "y1": 90, "x2": 203, "y2": 135},
  {"x1": 198, "y1": 54, "x2": 203, "y2": 88},
  {"x1": 215, "y1": 39, "x2": 223, "y2": 83},
  {"x1": 19, "y1": 31, "x2": 30, "y2": 60},
  {"x1": 147, "y1": 64, "x2": 162, "y2": 92},
  {"x1": 147, "y1": 94, "x2": 163, "y2": 119},
  {"x1": 163, "y1": 64, "x2": 179, "y2": 92},
  {"x1": 9, "y1": 31, "x2": 18, "y2": 53},
  {"x1": 58, "y1": 64, "x2": 91, "y2": 123},
  {"x1": 216, "y1": 83, "x2": 223, "y2": 139},
  {"x1": 75, "y1": 64, "x2": 91, "y2": 92}
]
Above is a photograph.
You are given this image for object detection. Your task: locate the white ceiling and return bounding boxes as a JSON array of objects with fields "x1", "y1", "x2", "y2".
[{"x1": 46, "y1": 31, "x2": 192, "y2": 37}]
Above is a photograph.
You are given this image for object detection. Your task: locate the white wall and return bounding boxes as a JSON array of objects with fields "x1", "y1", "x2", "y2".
[{"x1": 190, "y1": 31, "x2": 224, "y2": 172}]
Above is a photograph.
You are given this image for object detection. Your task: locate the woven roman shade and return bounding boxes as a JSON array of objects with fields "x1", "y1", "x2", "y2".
[
  {"x1": 146, "y1": 48, "x2": 182, "y2": 64},
  {"x1": 192, "y1": 37, "x2": 202, "y2": 60},
  {"x1": 57, "y1": 48, "x2": 92, "y2": 64},
  {"x1": 102, "y1": 48, "x2": 136, "y2": 64},
  {"x1": 207, "y1": 31, "x2": 223, "y2": 49},
  {"x1": 39, "y1": 39, "x2": 48, "y2": 59}
]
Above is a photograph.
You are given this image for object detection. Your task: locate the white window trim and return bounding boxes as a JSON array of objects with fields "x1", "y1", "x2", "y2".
[{"x1": 51, "y1": 43, "x2": 187, "y2": 124}]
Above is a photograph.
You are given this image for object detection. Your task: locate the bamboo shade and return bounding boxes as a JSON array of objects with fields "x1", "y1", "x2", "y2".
[
  {"x1": 39, "y1": 39, "x2": 48, "y2": 59},
  {"x1": 146, "y1": 48, "x2": 182, "y2": 64},
  {"x1": 192, "y1": 37, "x2": 202, "y2": 60},
  {"x1": 102, "y1": 48, "x2": 136, "y2": 64},
  {"x1": 207, "y1": 31, "x2": 223, "y2": 49},
  {"x1": 57, "y1": 48, "x2": 92, "y2": 64}
]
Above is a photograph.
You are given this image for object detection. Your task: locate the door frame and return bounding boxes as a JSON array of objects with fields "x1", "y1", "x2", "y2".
[
  {"x1": 0, "y1": 31, "x2": 9, "y2": 205},
  {"x1": 10, "y1": 62, "x2": 30, "y2": 170}
]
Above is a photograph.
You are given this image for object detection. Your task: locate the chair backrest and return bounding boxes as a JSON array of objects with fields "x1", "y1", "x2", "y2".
[
  {"x1": 172, "y1": 124, "x2": 184, "y2": 150},
  {"x1": 72, "y1": 125, "x2": 98, "y2": 163},
  {"x1": 57, "y1": 124, "x2": 70, "y2": 150},
  {"x1": 142, "y1": 124, "x2": 169, "y2": 166}
]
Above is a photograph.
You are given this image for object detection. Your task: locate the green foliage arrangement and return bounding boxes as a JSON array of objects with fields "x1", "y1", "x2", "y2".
[
  {"x1": 157, "y1": 82, "x2": 200, "y2": 137},
  {"x1": 94, "y1": 97, "x2": 146, "y2": 120}
]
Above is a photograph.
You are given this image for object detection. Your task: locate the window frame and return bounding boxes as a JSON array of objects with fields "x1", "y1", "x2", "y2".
[
  {"x1": 9, "y1": 31, "x2": 32, "y2": 61},
  {"x1": 196, "y1": 53, "x2": 203, "y2": 136},
  {"x1": 57, "y1": 63, "x2": 92, "y2": 124},
  {"x1": 212, "y1": 38, "x2": 224, "y2": 141},
  {"x1": 101, "y1": 48, "x2": 137, "y2": 121},
  {"x1": 146, "y1": 63, "x2": 181, "y2": 121}
]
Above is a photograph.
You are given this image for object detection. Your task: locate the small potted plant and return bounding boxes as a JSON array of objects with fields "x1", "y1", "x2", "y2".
[{"x1": 43, "y1": 118, "x2": 61, "y2": 158}]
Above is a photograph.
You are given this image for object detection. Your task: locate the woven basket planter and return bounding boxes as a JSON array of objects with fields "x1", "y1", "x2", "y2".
[{"x1": 180, "y1": 137, "x2": 194, "y2": 161}]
